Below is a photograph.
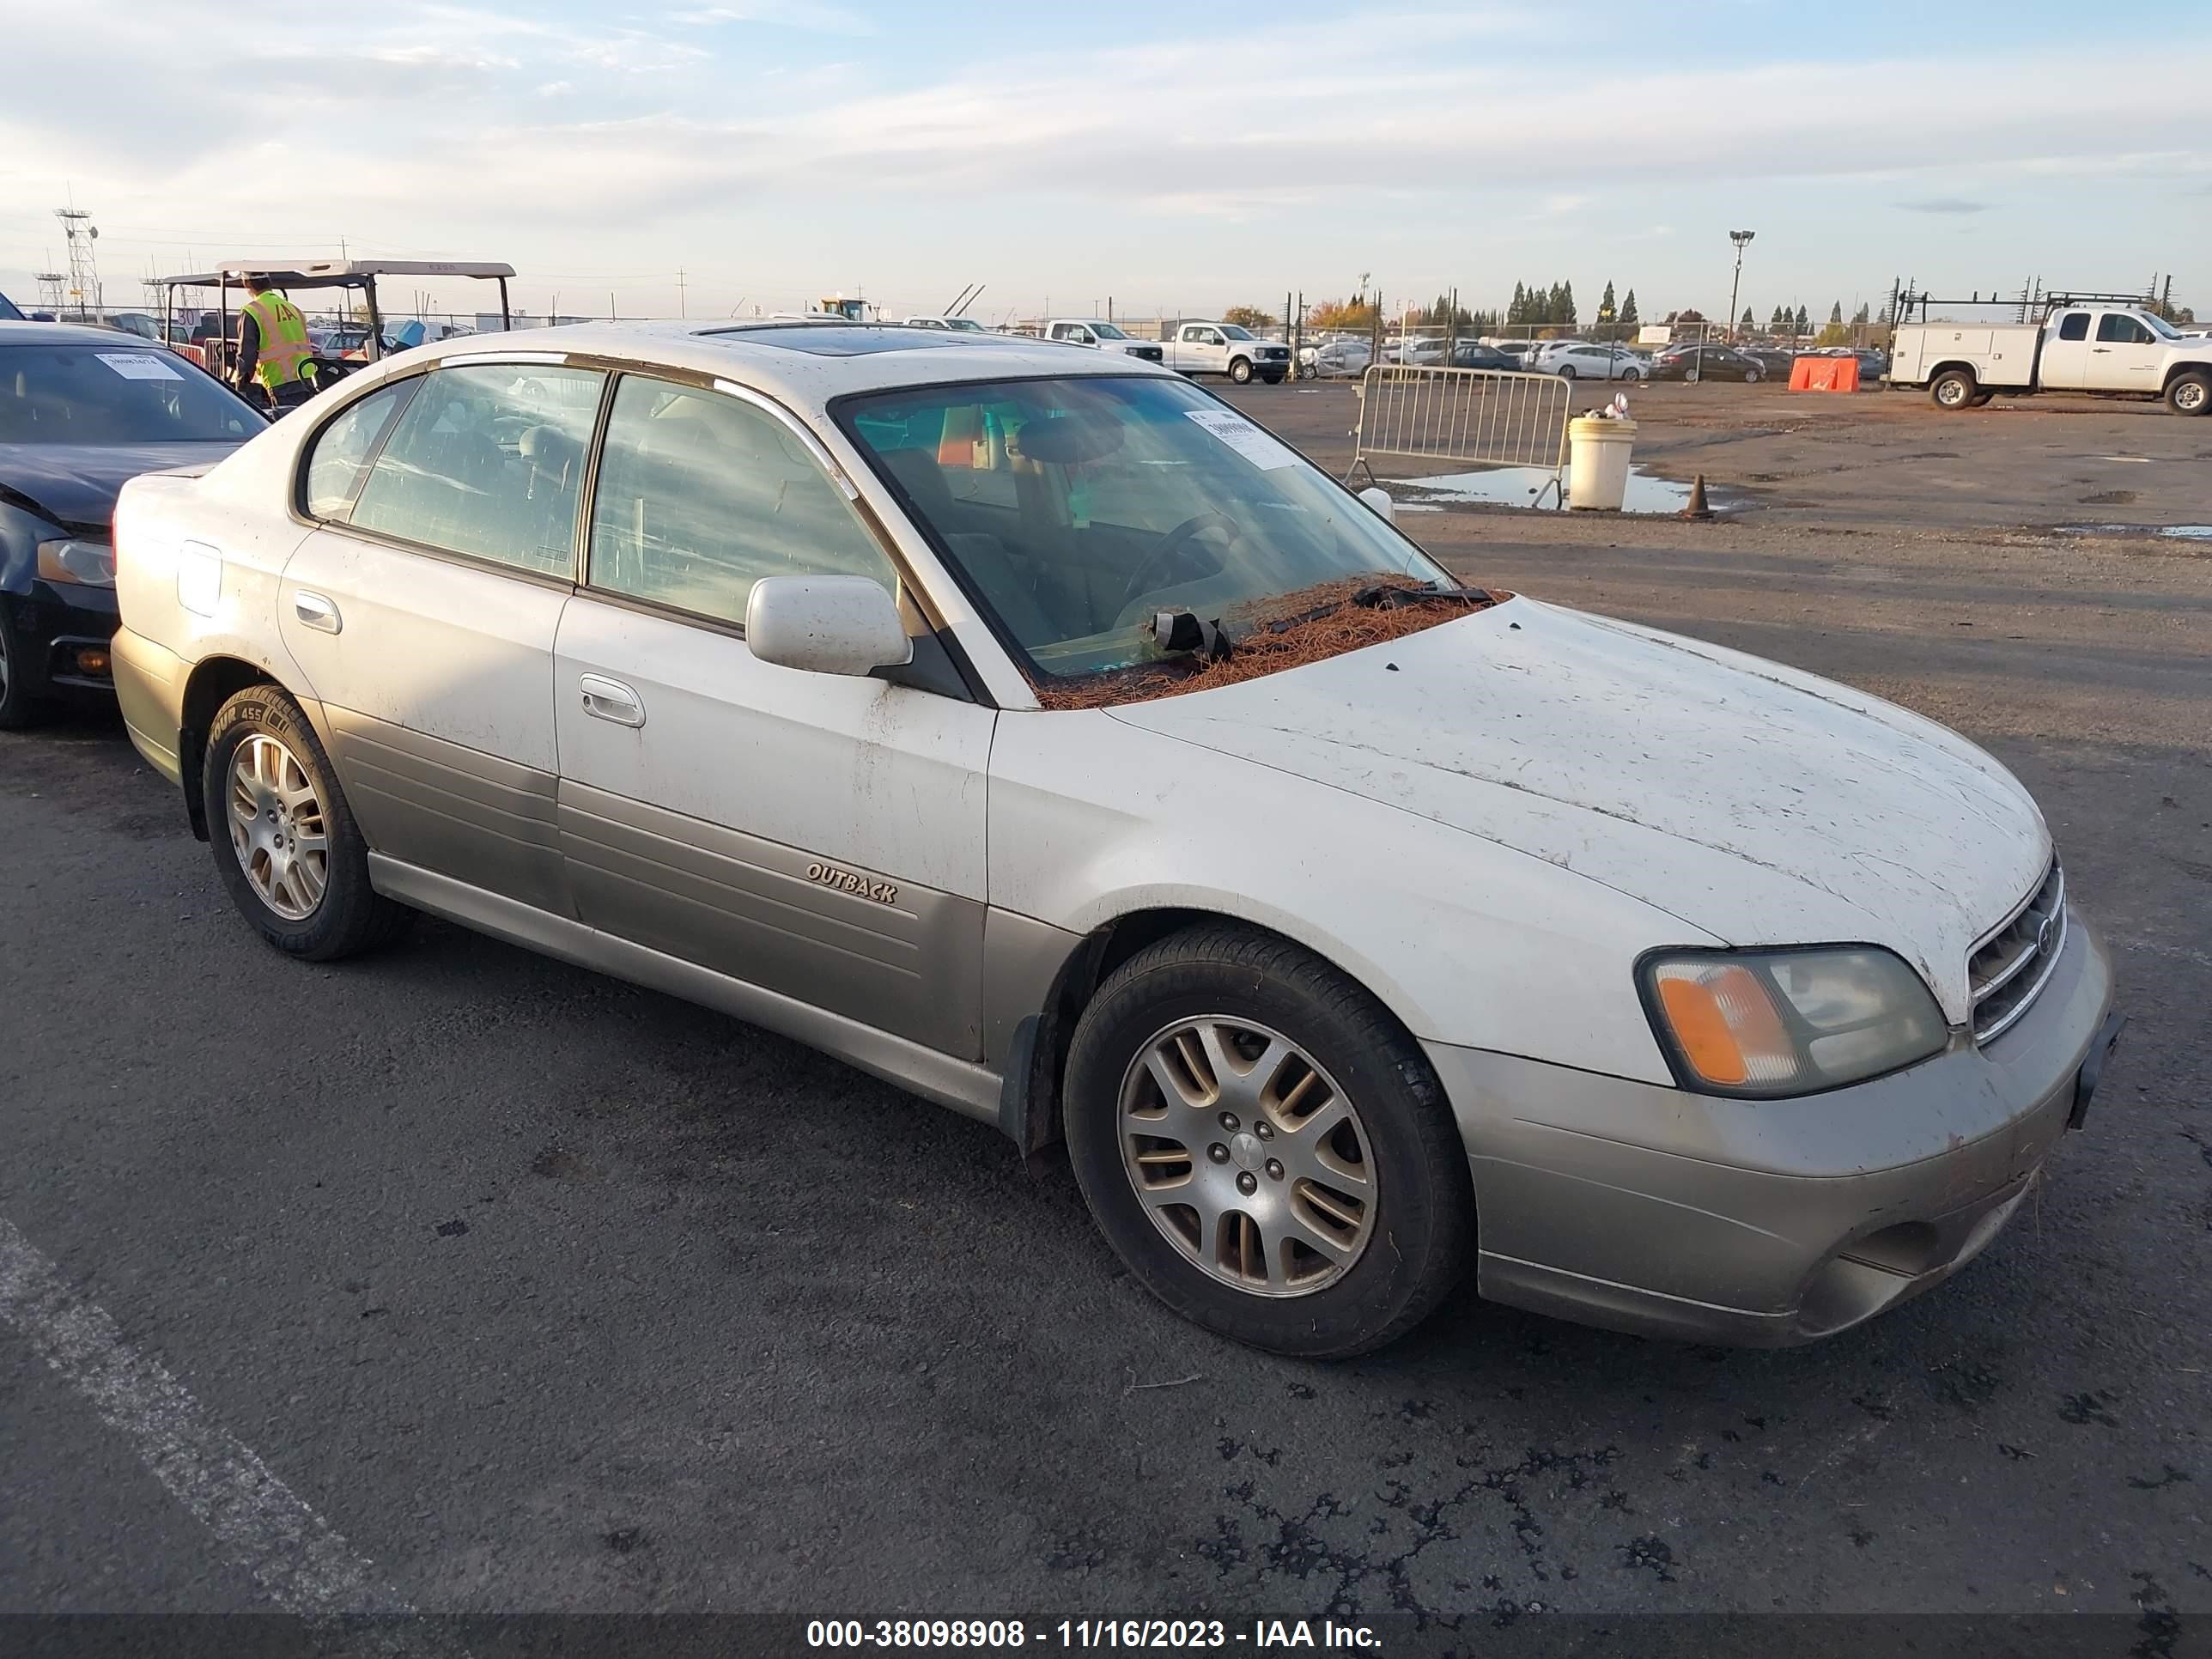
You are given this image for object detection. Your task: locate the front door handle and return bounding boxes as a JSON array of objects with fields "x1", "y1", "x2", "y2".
[
  {"x1": 293, "y1": 590, "x2": 341, "y2": 634},
  {"x1": 579, "y1": 674, "x2": 646, "y2": 728}
]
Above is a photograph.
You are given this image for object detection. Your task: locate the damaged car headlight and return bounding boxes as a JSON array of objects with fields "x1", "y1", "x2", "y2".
[
  {"x1": 1639, "y1": 946, "x2": 1947, "y2": 1097},
  {"x1": 37, "y1": 538, "x2": 117, "y2": 588}
]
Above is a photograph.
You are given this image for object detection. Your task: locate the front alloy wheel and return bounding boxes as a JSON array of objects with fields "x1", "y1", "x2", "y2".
[
  {"x1": 1064, "y1": 922, "x2": 1473, "y2": 1357},
  {"x1": 1120, "y1": 1016, "x2": 1375, "y2": 1296}
]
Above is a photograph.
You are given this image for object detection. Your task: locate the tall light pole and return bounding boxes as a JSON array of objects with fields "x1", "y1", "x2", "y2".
[{"x1": 1727, "y1": 228, "x2": 1756, "y2": 344}]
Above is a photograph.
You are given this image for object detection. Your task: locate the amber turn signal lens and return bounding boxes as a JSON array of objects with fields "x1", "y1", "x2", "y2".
[{"x1": 1650, "y1": 962, "x2": 1796, "y2": 1089}]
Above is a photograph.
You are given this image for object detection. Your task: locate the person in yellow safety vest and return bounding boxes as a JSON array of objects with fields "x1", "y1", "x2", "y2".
[{"x1": 234, "y1": 276, "x2": 319, "y2": 411}]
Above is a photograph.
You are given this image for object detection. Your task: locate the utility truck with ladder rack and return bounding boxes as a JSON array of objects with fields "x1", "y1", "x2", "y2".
[{"x1": 1887, "y1": 289, "x2": 2210, "y2": 415}]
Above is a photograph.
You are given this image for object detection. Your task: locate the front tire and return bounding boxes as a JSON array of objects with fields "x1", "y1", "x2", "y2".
[
  {"x1": 1620, "y1": 368, "x2": 1642, "y2": 382},
  {"x1": 1556, "y1": 364, "x2": 1577, "y2": 380},
  {"x1": 2166, "y1": 371, "x2": 2210, "y2": 416},
  {"x1": 0, "y1": 602, "x2": 52, "y2": 732},
  {"x1": 202, "y1": 686, "x2": 411, "y2": 960},
  {"x1": 1931, "y1": 368, "x2": 1977, "y2": 410},
  {"x1": 1064, "y1": 924, "x2": 1473, "y2": 1358},
  {"x1": 1228, "y1": 357, "x2": 1255, "y2": 385}
]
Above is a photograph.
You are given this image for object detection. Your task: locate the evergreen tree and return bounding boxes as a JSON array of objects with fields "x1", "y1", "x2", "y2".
[
  {"x1": 1510, "y1": 282, "x2": 1527, "y2": 325},
  {"x1": 1770, "y1": 303, "x2": 1787, "y2": 331},
  {"x1": 1795, "y1": 304, "x2": 1810, "y2": 335},
  {"x1": 1828, "y1": 301, "x2": 1844, "y2": 325},
  {"x1": 1559, "y1": 281, "x2": 1577, "y2": 328},
  {"x1": 1598, "y1": 280, "x2": 1617, "y2": 324},
  {"x1": 1619, "y1": 289, "x2": 1638, "y2": 328},
  {"x1": 1850, "y1": 302, "x2": 1870, "y2": 326},
  {"x1": 1741, "y1": 307, "x2": 1756, "y2": 335}
]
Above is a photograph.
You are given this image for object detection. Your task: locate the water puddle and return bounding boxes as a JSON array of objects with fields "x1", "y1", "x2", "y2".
[
  {"x1": 2054, "y1": 524, "x2": 2212, "y2": 541},
  {"x1": 1386, "y1": 464, "x2": 1711, "y2": 514}
]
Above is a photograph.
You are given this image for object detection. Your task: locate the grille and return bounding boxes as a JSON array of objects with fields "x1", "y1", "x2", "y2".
[{"x1": 1968, "y1": 858, "x2": 2066, "y2": 1043}]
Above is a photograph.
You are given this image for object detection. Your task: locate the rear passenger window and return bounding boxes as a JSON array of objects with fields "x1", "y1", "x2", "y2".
[
  {"x1": 2057, "y1": 313, "x2": 2090, "y2": 341},
  {"x1": 346, "y1": 364, "x2": 604, "y2": 575},
  {"x1": 586, "y1": 376, "x2": 896, "y2": 627},
  {"x1": 302, "y1": 379, "x2": 417, "y2": 519}
]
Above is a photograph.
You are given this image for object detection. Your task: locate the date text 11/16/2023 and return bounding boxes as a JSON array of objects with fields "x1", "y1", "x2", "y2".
[{"x1": 805, "y1": 1620, "x2": 1385, "y2": 1650}]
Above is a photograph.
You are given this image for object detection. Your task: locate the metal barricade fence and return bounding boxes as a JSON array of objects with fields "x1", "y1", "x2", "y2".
[{"x1": 1346, "y1": 365, "x2": 1575, "y2": 507}]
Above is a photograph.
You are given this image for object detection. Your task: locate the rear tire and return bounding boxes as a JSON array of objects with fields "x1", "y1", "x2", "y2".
[
  {"x1": 1556, "y1": 365, "x2": 1577, "y2": 380},
  {"x1": 1064, "y1": 923, "x2": 1474, "y2": 1358},
  {"x1": 202, "y1": 686, "x2": 413, "y2": 961},
  {"x1": 2166, "y1": 371, "x2": 2210, "y2": 416},
  {"x1": 1744, "y1": 368, "x2": 1764, "y2": 385},
  {"x1": 1228, "y1": 357, "x2": 1254, "y2": 385},
  {"x1": 0, "y1": 603, "x2": 52, "y2": 732},
  {"x1": 1931, "y1": 368, "x2": 1977, "y2": 410}
]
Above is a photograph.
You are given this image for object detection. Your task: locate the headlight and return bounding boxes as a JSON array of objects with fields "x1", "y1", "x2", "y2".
[
  {"x1": 1639, "y1": 946, "x2": 1947, "y2": 1097},
  {"x1": 37, "y1": 538, "x2": 116, "y2": 588}
]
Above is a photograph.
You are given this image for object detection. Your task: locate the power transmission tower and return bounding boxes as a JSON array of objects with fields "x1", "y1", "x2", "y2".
[
  {"x1": 56, "y1": 208, "x2": 103, "y2": 319},
  {"x1": 34, "y1": 272, "x2": 69, "y2": 313}
]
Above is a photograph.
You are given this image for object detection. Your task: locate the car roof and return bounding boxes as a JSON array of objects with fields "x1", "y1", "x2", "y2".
[{"x1": 408, "y1": 319, "x2": 1174, "y2": 406}]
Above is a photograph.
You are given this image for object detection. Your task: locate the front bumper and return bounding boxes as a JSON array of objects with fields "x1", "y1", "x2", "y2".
[
  {"x1": 1425, "y1": 913, "x2": 2118, "y2": 1346},
  {"x1": 3, "y1": 581, "x2": 120, "y2": 704}
]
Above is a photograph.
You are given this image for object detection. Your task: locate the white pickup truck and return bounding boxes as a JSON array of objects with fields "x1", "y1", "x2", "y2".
[
  {"x1": 1040, "y1": 319, "x2": 1165, "y2": 364},
  {"x1": 1161, "y1": 321, "x2": 1293, "y2": 385},
  {"x1": 1891, "y1": 301, "x2": 2211, "y2": 415}
]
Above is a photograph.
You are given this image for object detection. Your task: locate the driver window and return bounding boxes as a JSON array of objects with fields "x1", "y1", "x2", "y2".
[
  {"x1": 2094, "y1": 313, "x2": 2151, "y2": 344},
  {"x1": 586, "y1": 376, "x2": 897, "y2": 627}
]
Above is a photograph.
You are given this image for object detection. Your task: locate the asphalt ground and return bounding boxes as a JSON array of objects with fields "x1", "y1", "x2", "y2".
[{"x1": 2, "y1": 378, "x2": 2208, "y2": 1650}]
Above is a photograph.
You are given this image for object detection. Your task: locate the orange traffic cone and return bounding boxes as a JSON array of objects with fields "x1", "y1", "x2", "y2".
[{"x1": 1680, "y1": 474, "x2": 1713, "y2": 520}]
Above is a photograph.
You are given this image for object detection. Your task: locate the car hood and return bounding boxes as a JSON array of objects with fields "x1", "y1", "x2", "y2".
[
  {"x1": 1107, "y1": 598, "x2": 2049, "y2": 1022},
  {"x1": 0, "y1": 441, "x2": 240, "y2": 534}
]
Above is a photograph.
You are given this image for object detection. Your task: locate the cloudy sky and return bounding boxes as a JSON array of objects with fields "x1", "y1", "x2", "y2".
[{"x1": 3, "y1": 0, "x2": 2206, "y2": 325}]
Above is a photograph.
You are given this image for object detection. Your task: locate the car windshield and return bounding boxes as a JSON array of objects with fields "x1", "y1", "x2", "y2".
[
  {"x1": 840, "y1": 374, "x2": 1453, "y2": 684},
  {"x1": 0, "y1": 292, "x2": 25, "y2": 321},
  {"x1": 0, "y1": 343, "x2": 263, "y2": 445},
  {"x1": 1218, "y1": 324, "x2": 1255, "y2": 340},
  {"x1": 945, "y1": 319, "x2": 985, "y2": 331},
  {"x1": 1089, "y1": 322, "x2": 1129, "y2": 339},
  {"x1": 2142, "y1": 311, "x2": 2183, "y2": 340}
]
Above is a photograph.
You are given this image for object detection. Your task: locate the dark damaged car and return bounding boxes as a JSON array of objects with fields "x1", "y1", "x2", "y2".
[{"x1": 0, "y1": 322, "x2": 265, "y2": 727}]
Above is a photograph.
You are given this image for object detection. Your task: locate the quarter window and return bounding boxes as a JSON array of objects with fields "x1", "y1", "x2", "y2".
[
  {"x1": 301, "y1": 379, "x2": 417, "y2": 519},
  {"x1": 586, "y1": 376, "x2": 896, "y2": 626},
  {"x1": 2056, "y1": 313, "x2": 2090, "y2": 341},
  {"x1": 346, "y1": 363, "x2": 604, "y2": 575}
]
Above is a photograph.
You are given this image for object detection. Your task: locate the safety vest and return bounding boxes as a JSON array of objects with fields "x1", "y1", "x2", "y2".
[{"x1": 240, "y1": 291, "x2": 314, "y2": 390}]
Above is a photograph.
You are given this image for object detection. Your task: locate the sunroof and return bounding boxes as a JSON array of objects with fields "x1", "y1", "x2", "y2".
[{"x1": 702, "y1": 325, "x2": 954, "y2": 357}]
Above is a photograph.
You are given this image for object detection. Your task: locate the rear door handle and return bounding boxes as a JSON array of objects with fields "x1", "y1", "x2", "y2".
[
  {"x1": 578, "y1": 674, "x2": 646, "y2": 728},
  {"x1": 293, "y1": 591, "x2": 341, "y2": 634}
]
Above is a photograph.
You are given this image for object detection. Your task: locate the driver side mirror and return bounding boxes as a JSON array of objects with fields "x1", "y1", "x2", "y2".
[{"x1": 745, "y1": 576, "x2": 913, "y2": 678}]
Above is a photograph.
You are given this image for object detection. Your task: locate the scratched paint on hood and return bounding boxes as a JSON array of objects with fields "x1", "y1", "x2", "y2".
[{"x1": 1107, "y1": 597, "x2": 2050, "y2": 1021}]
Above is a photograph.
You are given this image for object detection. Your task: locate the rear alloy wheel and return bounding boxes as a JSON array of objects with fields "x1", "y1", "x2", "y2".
[
  {"x1": 1684, "y1": 368, "x2": 1702, "y2": 384},
  {"x1": 203, "y1": 685, "x2": 412, "y2": 960},
  {"x1": 2166, "y1": 371, "x2": 2210, "y2": 416},
  {"x1": 1931, "y1": 368, "x2": 1977, "y2": 410},
  {"x1": 1744, "y1": 368, "x2": 1764, "y2": 384},
  {"x1": 1228, "y1": 357, "x2": 1255, "y2": 385},
  {"x1": 1065, "y1": 923, "x2": 1473, "y2": 1357}
]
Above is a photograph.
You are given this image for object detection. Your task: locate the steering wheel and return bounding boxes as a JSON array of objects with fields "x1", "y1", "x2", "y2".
[{"x1": 1118, "y1": 511, "x2": 1243, "y2": 617}]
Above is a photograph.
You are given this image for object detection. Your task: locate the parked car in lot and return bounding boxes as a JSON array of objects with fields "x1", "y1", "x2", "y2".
[
  {"x1": 1298, "y1": 338, "x2": 1372, "y2": 379},
  {"x1": 1647, "y1": 343, "x2": 1768, "y2": 382},
  {"x1": 1740, "y1": 346, "x2": 1800, "y2": 380},
  {"x1": 1447, "y1": 341, "x2": 1522, "y2": 372},
  {"x1": 0, "y1": 322, "x2": 265, "y2": 727},
  {"x1": 110, "y1": 320, "x2": 2120, "y2": 1356},
  {"x1": 1161, "y1": 320, "x2": 1291, "y2": 383},
  {"x1": 1534, "y1": 342, "x2": 1646, "y2": 380},
  {"x1": 1041, "y1": 319, "x2": 1165, "y2": 363},
  {"x1": 902, "y1": 316, "x2": 988, "y2": 332}
]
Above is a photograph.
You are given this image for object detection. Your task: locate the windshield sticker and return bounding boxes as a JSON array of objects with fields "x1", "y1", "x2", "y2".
[
  {"x1": 1183, "y1": 409, "x2": 1299, "y2": 471},
  {"x1": 97, "y1": 352, "x2": 185, "y2": 382}
]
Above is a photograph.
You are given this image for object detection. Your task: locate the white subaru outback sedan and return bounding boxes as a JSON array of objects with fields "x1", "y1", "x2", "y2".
[{"x1": 110, "y1": 322, "x2": 2122, "y2": 1357}]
